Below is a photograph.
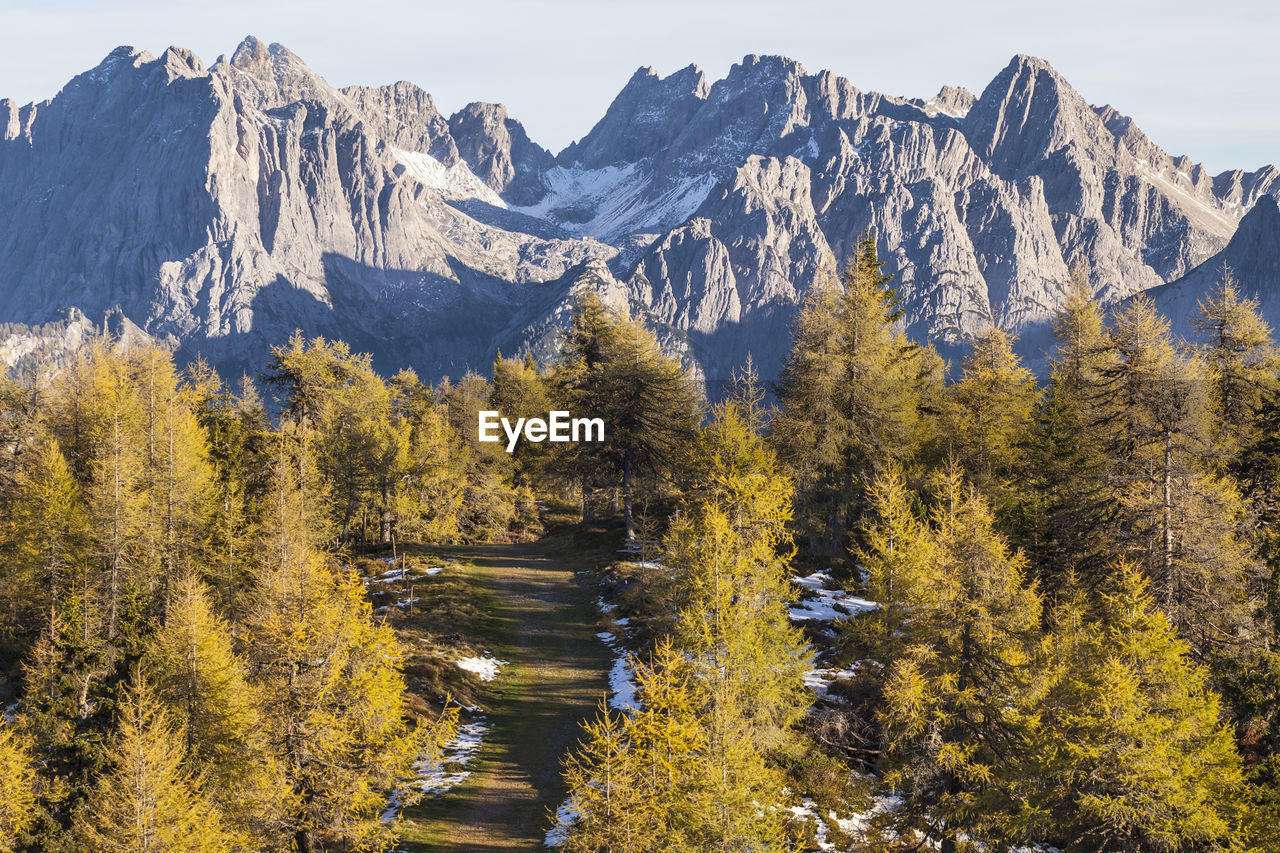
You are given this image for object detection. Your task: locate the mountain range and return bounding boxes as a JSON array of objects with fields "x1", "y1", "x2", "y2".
[{"x1": 1, "y1": 37, "x2": 1277, "y2": 382}]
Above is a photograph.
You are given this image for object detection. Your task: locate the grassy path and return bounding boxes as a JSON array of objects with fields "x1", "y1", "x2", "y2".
[{"x1": 396, "y1": 540, "x2": 613, "y2": 852}]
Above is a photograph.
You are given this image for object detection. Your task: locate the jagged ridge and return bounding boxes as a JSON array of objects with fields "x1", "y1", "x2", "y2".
[{"x1": 1, "y1": 39, "x2": 1276, "y2": 383}]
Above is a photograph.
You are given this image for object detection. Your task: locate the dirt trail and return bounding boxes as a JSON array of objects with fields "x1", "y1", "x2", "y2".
[{"x1": 401, "y1": 542, "x2": 612, "y2": 852}]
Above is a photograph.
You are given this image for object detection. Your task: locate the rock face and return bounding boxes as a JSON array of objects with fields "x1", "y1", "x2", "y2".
[
  {"x1": 0, "y1": 39, "x2": 1276, "y2": 383},
  {"x1": 1146, "y1": 196, "x2": 1280, "y2": 341}
]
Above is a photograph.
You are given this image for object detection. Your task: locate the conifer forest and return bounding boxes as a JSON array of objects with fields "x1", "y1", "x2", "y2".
[{"x1": 6, "y1": 235, "x2": 1280, "y2": 852}]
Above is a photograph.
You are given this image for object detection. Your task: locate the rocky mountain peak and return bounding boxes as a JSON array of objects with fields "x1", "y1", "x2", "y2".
[
  {"x1": 964, "y1": 53, "x2": 1099, "y2": 174},
  {"x1": 223, "y1": 36, "x2": 340, "y2": 110},
  {"x1": 919, "y1": 84, "x2": 976, "y2": 119},
  {"x1": 448, "y1": 101, "x2": 554, "y2": 202},
  {"x1": 158, "y1": 45, "x2": 206, "y2": 81},
  {"x1": 341, "y1": 79, "x2": 457, "y2": 163},
  {"x1": 1, "y1": 39, "x2": 1278, "y2": 387},
  {"x1": 707, "y1": 54, "x2": 808, "y2": 110},
  {"x1": 729, "y1": 53, "x2": 807, "y2": 80},
  {"x1": 229, "y1": 35, "x2": 270, "y2": 69},
  {"x1": 65, "y1": 45, "x2": 154, "y2": 92},
  {"x1": 558, "y1": 62, "x2": 710, "y2": 169}
]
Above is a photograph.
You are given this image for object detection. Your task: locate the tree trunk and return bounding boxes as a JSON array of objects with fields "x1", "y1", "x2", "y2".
[
  {"x1": 581, "y1": 475, "x2": 594, "y2": 523},
  {"x1": 1163, "y1": 430, "x2": 1175, "y2": 612},
  {"x1": 380, "y1": 482, "x2": 392, "y2": 544},
  {"x1": 623, "y1": 452, "x2": 635, "y2": 540}
]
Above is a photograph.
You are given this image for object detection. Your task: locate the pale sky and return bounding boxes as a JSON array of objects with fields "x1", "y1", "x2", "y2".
[{"x1": 2, "y1": 0, "x2": 1277, "y2": 173}]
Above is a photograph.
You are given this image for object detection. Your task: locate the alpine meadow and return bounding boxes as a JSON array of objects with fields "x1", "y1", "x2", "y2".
[{"x1": 3, "y1": 23, "x2": 1280, "y2": 853}]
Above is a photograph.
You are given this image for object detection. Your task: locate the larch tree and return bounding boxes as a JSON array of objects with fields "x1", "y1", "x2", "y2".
[
  {"x1": 244, "y1": 451, "x2": 456, "y2": 853},
  {"x1": 0, "y1": 723, "x2": 38, "y2": 853},
  {"x1": 773, "y1": 233, "x2": 940, "y2": 560},
  {"x1": 146, "y1": 574, "x2": 289, "y2": 843},
  {"x1": 556, "y1": 702, "x2": 646, "y2": 853},
  {"x1": 1195, "y1": 265, "x2": 1278, "y2": 462},
  {"x1": 941, "y1": 325, "x2": 1039, "y2": 513},
  {"x1": 130, "y1": 345, "x2": 216, "y2": 582},
  {"x1": 72, "y1": 672, "x2": 242, "y2": 853},
  {"x1": 1103, "y1": 296, "x2": 1263, "y2": 657},
  {"x1": 559, "y1": 639, "x2": 720, "y2": 853},
  {"x1": 877, "y1": 476, "x2": 1045, "y2": 852},
  {"x1": 58, "y1": 344, "x2": 148, "y2": 639},
  {"x1": 853, "y1": 463, "x2": 938, "y2": 663},
  {"x1": 1032, "y1": 566, "x2": 1250, "y2": 852},
  {"x1": 665, "y1": 401, "x2": 808, "y2": 849},
  {"x1": 0, "y1": 431, "x2": 89, "y2": 641}
]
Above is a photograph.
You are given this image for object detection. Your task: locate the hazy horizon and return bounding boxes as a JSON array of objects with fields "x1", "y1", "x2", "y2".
[{"x1": 3, "y1": 0, "x2": 1277, "y2": 173}]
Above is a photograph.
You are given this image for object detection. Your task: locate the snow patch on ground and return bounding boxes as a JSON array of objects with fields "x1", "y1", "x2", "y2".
[
  {"x1": 419, "y1": 721, "x2": 488, "y2": 793},
  {"x1": 790, "y1": 573, "x2": 877, "y2": 622},
  {"x1": 596, "y1": 632, "x2": 638, "y2": 711},
  {"x1": 382, "y1": 720, "x2": 491, "y2": 824},
  {"x1": 789, "y1": 793, "x2": 903, "y2": 851},
  {"x1": 364, "y1": 562, "x2": 429, "y2": 613},
  {"x1": 789, "y1": 798, "x2": 835, "y2": 850},
  {"x1": 544, "y1": 797, "x2": 582, "y2": 847},
  {"x1": 456, "y1": 654, "x2": 508, "y2": 682},
  {"x1": 804, "y1": 667, "x2": 860, "y2": 699}
]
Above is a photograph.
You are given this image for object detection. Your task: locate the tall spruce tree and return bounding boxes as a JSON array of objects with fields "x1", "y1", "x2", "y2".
[
  {"x1": 443, "y1": 372, "x2": 520, "y2": 540},
  {"x1": 1020, "y1": 269, "x2": 1118, "y2": 589},
  {"x1": 557, "y1": 292, "x2": 700, "y2": 539},
  {"x1": 389, "y1": 370, "x2": 469, "y2": 543},
  {"x1": 191, "y1": 368, "x2": 271, "y2": 605},
  {"x1": 773, "y1": 233, "x2": 939, "y2": 560}
]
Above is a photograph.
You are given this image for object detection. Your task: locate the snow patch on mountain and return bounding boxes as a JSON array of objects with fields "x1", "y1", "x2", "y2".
[
  {"x1": 512, "y1": 164, "x2": 718, "y2": 241},
  {"x1": 391, "y1": 146, "x2": 507, "y2": 207}
]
